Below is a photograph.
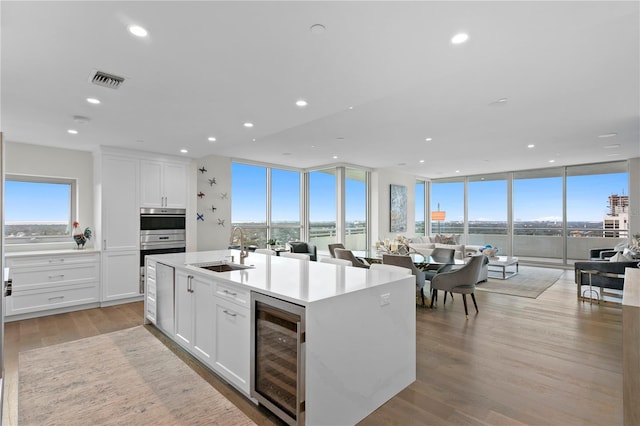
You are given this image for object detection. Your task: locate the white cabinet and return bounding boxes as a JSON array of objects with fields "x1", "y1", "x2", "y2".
[
  {"x1": 5, "y1": 252, "x2": 100, "y2": 320},
  {"x1": 96, "y1": 152, "x2": 141, "y2": 304},
  {"x1": 140, "y1": 160, "x2": 187, "y2": 208},
  {"x1": 213, "y1": 294, "x2": 250, "y2": 394},
  {"x1": 145, "y1": 259, "x2": 157, "y2": 324},
  {"x1": 175, "y1": 270, "x2": 215, "y2": 365}
]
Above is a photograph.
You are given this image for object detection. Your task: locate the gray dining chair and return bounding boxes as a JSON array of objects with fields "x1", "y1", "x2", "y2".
[
  {"x1": 334, "y1": 248, "x2": 370, "y2": 268},
  {"x1": 319, "y1": 257, "x2": 352, "y2": 266},
  {"x1": 382, "y1": 254, "x2": 427, "y2": 306},
  {"x1": 328, "y1": 243, "x2": 345, "y2": 258},
  {"x1": 430, "y1": 254, "x2": 485, "y2": 318}
]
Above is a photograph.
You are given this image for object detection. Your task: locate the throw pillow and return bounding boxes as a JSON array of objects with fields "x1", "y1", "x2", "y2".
[
  {"x1": 484, "y1": 247, "x2": 498, "y2": 258},
  {"x1": 609, "y1": 252, "x2": 625, "y2": 262}
]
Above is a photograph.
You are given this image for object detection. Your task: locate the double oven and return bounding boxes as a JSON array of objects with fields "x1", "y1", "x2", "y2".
[{"x1": 139, "y1": 208, "x2": 186, "y2": 292}]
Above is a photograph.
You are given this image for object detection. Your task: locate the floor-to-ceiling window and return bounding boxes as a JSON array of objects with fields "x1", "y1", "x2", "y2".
[
  {"x1": 430, "y1": 179, "x2": 464, "y2": 236},
  {"x1": 232, "y1": 162, "x2": 301, "y2": 248},
  {"x1": 231, "y1": 163, "x2": 267, "y2": 247},
  {"x1": 566, "y1": 162, "x2": 629, "y2": 262},
  {"x1": 271, "y1": 168, "x2": 301, "y2": 244},
  {"x1": 467, "y1": 174, "x2": 508, "y2": 249},
  {"x1": 308, "y1": 168, "x2": 337, "y2": 250},
  {"x1": 345, "y1": 168, "x2": 367, "y2": 250},
  {"x1": 415, "y1": 180, "x2": 426, "y2": 235},
  {"x1": 513, "y1": 168, "x2": 564, "y2": 264}
]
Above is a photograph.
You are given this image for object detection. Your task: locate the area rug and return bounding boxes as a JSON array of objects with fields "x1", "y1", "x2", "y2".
[
  {"x1": 475, "y1": 266, "x2": 564, "y2": 298},
  {"x1": 19, "y1": 326, "x2": 256, "y2": 426}
]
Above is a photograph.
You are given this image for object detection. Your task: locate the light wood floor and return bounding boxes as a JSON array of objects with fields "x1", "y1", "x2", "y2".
[{"x1": 2, "y1": 270, "x2": 623, "y2": 425}]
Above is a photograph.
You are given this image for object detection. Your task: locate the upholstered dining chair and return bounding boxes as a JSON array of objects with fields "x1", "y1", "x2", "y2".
[
  {"x1": 430, "y1": 254, "x2": 485, "y2": 318},
  {"x1": 319, "y1": 257, "x2": 352, "y2": 266},
  {"x1": 280, "y1": 252, "x2": 310, "y2": 261},
  {"x1": 382, "y1": 254, "x2": 427, "y2": 306},
  {"x1": 334, "y1": 248, "x2": 370, "y2": 268},
  {"x1": 424, "y1": 247, "x2": 457, "y2": 300},
  {"x1": 328, "y1": 243, "x2": 345, "y2": 258},
  {"x1": 254, "y1": 248, "x2": 276, "y2": 255}
]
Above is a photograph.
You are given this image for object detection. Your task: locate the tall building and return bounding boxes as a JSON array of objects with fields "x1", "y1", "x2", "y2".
[{"x1": 603, "y1": 194, "x2": 629, "y2": 237}]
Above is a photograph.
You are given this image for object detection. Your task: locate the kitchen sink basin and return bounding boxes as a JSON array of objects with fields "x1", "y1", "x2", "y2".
[{"x1": 191, "y1": 262, "x2": 254, "y2": 272}]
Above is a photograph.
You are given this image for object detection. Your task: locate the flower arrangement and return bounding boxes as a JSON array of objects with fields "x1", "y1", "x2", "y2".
[{"x1": 72, "y1": 221, "x2": 92, "y2": 248}]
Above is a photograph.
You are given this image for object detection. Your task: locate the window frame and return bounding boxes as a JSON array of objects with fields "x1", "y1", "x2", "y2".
[{"x1": 4, "y1": 174, "x2": 77, "y2": 244}]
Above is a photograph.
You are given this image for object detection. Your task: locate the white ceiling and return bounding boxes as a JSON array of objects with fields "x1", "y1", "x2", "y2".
[{"x1": 1, "y1": 1, "x2": 638, "y2": 179}]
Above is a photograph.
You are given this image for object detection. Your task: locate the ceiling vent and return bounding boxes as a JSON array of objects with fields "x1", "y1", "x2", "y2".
[{"x1": 89, "y1": 70, "x2": 125, "y2": 89}]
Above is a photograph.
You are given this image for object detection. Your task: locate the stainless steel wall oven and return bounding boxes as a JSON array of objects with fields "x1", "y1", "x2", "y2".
[
  {"x1": 140, "y1": 208, "x2": 186, "y2": 293},
  {"x1": 251, "y1": 292, "x2": 306, "y2": 425}
]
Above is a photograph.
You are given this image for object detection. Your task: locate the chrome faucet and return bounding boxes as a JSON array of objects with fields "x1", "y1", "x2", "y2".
[{"x1": 230, "y1": 226, "x2": 249, "y2": 265}]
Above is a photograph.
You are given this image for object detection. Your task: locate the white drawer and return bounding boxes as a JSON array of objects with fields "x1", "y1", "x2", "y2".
[
  {"x1": 215, "y1": 282, "x2": 249, "y2": 307},
  {"x1": 7, "y1": 283, "x2": 99, "y2": 316},
  {"x1": 7, "y1": 252, "x2": 99, "y2": 268},
  {"x1": 11, "y1": 264, "x2": 99, "y2": 290},
  {"x1": 147, "y1": 282, "x2": 157, "y2": 300}
]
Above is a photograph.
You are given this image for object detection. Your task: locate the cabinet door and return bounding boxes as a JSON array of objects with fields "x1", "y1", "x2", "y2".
[
  {"x1": 163, "y1": 162, "x2": 187, "y2": 208},
  {"x1": 214, "y1": 297, "x2": 250, "y2": 393},
  {"x1": 140, "y1": 160, "x2": 164, "y2": 207},
  {"x1": 102, "y1": 155, "x2": 139, "y2": 250},
  {"x1": 174, "y1": 271, "x2": 193, "y2": 349},
  {"x1": 192, "y1": 275, "x2": 214, "y2": 364},
  {"x1": 102, "y1": 250, "x2": 140, "y2": 302}
]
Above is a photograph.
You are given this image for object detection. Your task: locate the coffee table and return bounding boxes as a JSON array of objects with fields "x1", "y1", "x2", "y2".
[{"x1": 487, "y1": 256, "x2": 519, "y2": 280}]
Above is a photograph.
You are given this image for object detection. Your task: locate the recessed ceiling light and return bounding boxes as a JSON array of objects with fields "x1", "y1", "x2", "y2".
[
  {"x1": 425, "y1": 137, "x2": 433, "y2": 142},
  {"x1": 451, "y1": 33, "x2": 469, "y2": 44},
  {"x1": 332, "y1": 155, "x2": 338, "y2": 159},
  {"x1": 296, "y1": 99, "x2": 308, "y2": 107},
  {"x1": 455, "y1": 170, "x2": 460, "y2": 173},
  {"x1": 496, "y1": 97, "x2": 508, "y2": 103},
  {"x1": 73, "y1": 115, "x2": 90, "y2": 124},
  {"x1": 549, "y1": 160, "x2": 555, "y2": 163},
  {"x1": 128, "y1": 25, "x2": 148, "y2": 37},
  {"x1": 348, "y1": 106, "x2": 354, "y2": 110},
  {"x1": 419, "y1": 160, "x2": 425, "y2": 163},
  {"x1": 310, "y1": 24, "x2": 326, "y2": 35},
  {"x1": 208, "y1": 137, "x2": 216, "y2": 142},
  {"x1": 67, "y1": 129, "x2": 78, "y2": 134},
  {"x1": 180, "y1": 149, "x2": 188, "y2": 154},
  {"x1": 86, "y1": 97, "x2": 101, "y2": 104},
  {"x1": 527, "y1": 144, "x2": 535, "y2": 148},
  {"x1": 598, "y1": 132, "x2": 618, "y2": 138},
  {"x1": 603, "y1": 144, "x2": 621, "y2": 149},
  {"x1": 252, "y1": 138, "x2": 256, "y2": 142},
  {"x1": 243, "y1": 122, "x2": 254, "y2": 128}
]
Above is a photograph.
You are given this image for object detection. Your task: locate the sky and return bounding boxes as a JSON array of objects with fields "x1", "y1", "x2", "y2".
[{"x1": 5, "y1": 180, "x2": 71, "y2": 223}]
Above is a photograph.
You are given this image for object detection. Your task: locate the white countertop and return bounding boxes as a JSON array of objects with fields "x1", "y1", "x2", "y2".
[{"x1": 148, "y1": 249, "x2": 414, "y2": 306}]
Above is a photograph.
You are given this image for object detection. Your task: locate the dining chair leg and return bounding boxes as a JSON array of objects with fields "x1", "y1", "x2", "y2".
[
  {"x1": 420, "y1": 288, "x2": 425, "y2": 306},
  {"x1": 443, "y1": 291, "x2": 448, "y2": 305},
  {"x1": 471, "y1": 293, "x2": 478, "y2": 313},
  {"x1": 462, "y1": 294, "x2": 469, "y2": 319},
  {"x1": 449, "y1": 292, "x2": 454, "y2": 301},
  {"x1": 430, "y1": 289, "x2": 436, "y2": 308}
]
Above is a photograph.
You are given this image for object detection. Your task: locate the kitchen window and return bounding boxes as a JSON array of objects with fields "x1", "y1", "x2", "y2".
[{"x1": 4, "y1": 175, "x2": 76, "y2": 243}]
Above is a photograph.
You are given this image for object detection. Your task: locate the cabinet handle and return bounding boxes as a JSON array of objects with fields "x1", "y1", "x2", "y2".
[
  {"x1": 187, "y1": 275, "x2": 194, "y2": 293},
  {"x1": 48, "y1": 258, "x2": 65, "y2": 263},
  {"x1": 48, "y1": 274, "x2": 65, "y2": 280},
  {"x1": 223, "y1": 289, "x2": 237, "y2": 297},
  {"x1": 223, "y1": 310, "x2": 237, "y2": 317},
  {"x1": 48, "y1": 295, "x2": 65, "y2": 301},
  {"x1": 103, "y1": 240, "x2": 107, "y2": 250}
]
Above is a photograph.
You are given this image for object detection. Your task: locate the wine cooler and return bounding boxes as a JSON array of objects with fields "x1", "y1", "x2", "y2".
[{"x1": 250, "y1": 292, "x2": 306, "y2": 425}]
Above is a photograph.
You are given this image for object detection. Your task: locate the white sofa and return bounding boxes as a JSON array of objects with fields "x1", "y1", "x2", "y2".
[{"x1": 407, "y1": 235, "x2": 483, "y2": 260}]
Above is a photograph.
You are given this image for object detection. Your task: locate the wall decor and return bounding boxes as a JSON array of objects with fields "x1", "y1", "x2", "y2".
[
  {"x1": 198, "y1": 166, "x2": 207, "y2": 174},
  {"x1": 197, "y1": 191, "x2": 205, "y2": 198},
  {"x1": 208, "y1": 178, "x2": 217, "y2": 186},
  {"x1": 211, "y1": 205, "x2": 217, "y2": 212},
  {"x1": 390, "y1": 184, "x2": 407, "y2": 232},
  {"x1": 197, "y1": 213, "x2": 204, "y2": 221},
  {"x1": 220, "y1": 192, "x2": 228, "y2": 199},
  {"x1": 217, "y1": 218, "x2": 225, "y2": 226}
]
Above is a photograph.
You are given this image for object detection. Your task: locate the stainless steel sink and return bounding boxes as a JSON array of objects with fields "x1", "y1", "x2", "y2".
[{"x1": 190, "y1": 262, "x2": 254, "y2": 272}]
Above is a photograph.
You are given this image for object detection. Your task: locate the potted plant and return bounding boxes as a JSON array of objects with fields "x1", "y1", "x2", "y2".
[{"x1": 267, "y1": 238, "x2": 277, "y2": 249}]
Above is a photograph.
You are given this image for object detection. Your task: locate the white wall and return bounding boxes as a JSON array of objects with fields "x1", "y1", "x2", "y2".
[
  {"x1": 5, "y1": 142, "x2": 94, "y2": 251},
  {"x1": 370, "y1": 168, "x2": 419, "y2": 244},
  {"x1": 195, "y1": 154, "x2": 232, "y2": 251}
]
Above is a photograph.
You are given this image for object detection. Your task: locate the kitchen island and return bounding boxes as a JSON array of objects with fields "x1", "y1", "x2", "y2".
[{"x1": 144, "y1": 250, "x2": 416, "y2": 426}]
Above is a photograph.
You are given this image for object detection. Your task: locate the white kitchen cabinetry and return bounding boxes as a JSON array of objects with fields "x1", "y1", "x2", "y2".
[
  {"x1": 175, "y1": 270, "x2": 215, "y2": 365},
  {"x1": 96, "y1": 152, "x2": 141, "y2": 304},
  {"x1": 140, "y1": 160, "x2": 187, "y2": 208},
  {"x1": 5, "y1": 251, "x2": 100, "y2": 320},
  {"x1": 213, "y1": 289, "x2": 250, "y2": 394},
  {"x1": 145, "y1": 259, "x2": 157, "y2": 324}
]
